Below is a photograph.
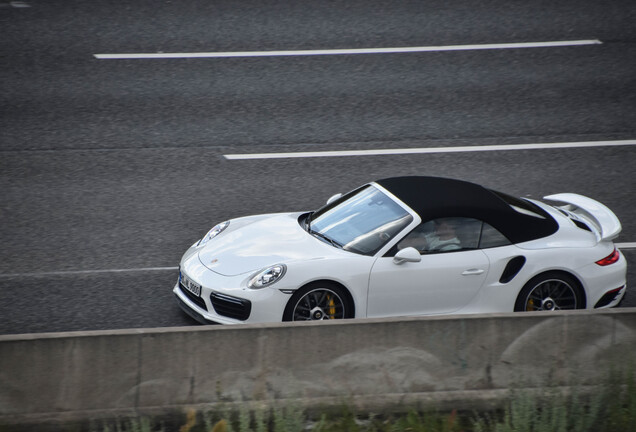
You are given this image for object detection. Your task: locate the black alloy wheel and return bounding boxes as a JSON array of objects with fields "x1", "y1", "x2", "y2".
[
  {"x1": 514, "y1": 272, "x2": 584, "y2": 312},
  {"x1": 283, "y1": 282, "x2": 353, "y2": 321}
]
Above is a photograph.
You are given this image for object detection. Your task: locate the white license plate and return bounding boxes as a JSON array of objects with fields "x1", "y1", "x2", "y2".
[{"x1": 181, "y1": 274, "x2": 202, "y2": 297}]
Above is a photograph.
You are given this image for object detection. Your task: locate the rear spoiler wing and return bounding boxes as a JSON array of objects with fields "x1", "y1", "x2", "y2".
[{"x1": 544, "y1": 193, "x2": 622, "y2": 241}]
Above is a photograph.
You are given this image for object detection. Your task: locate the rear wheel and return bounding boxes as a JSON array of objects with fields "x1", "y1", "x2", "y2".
[
  {"x1": 514, "y1": 272, "x2": 584, "y2": 312},
  {"x1": 283, "y1": 282, "x2": 353, "y2": 321}
]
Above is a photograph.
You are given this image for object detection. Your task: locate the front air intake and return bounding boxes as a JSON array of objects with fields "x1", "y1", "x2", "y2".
[
  {"x1": 210, "y1": 292, "x2": 252, "y2": 321},
  {"x1": 179, "y1": 282, "x2": 208, "y2": 311}
]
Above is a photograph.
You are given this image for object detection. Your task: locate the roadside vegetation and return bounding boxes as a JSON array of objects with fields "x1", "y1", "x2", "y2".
[{"x1": 91, "y1": 370, "x2": 636, "y2": 432}]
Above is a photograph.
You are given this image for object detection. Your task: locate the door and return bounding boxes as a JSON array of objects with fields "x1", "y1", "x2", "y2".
[{"x1": 367, "y1": 249, "x2": 490, "y2": 317}]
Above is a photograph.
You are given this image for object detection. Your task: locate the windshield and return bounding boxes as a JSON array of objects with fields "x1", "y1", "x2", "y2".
[{"x1": 309, "y1": 185, "x2": 413, "y2": 255}]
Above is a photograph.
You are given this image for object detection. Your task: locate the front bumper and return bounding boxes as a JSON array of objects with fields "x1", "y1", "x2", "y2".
[
  {"x1": 173, "y1": 279, "x2": 252, "y2": 324},
  {"x1": 173, "y1": 270, "x2": 292, "y2": 324},
  {"x1": 175, "y1": 294, "x2": 217, "y2": 325}
]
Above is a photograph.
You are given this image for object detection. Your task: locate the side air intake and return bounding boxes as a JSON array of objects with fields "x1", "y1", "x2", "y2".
[{"x1": 500, "y1": 256, "x2": 526, "y2": 284}]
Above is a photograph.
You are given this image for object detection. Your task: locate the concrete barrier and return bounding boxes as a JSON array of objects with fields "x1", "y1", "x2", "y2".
[{"x1": 1, "y1": 309, "x2": 636, "y2": 427}]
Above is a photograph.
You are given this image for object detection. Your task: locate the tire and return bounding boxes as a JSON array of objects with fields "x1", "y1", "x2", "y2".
[
  {"x1": 283, "y1": 282, "x2": 353, "y2": 321},
  {"x1": 514, "y1": 271, "x2": 585, "y2": 312}
]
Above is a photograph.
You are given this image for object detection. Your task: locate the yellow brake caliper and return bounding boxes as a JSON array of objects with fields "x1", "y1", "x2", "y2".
[
  {"x1": 526, "y1": 299, "x2": 535, "y2": 311},
  {"x1": 327, "y1": 294, "x2": 336, "y2": 319}
]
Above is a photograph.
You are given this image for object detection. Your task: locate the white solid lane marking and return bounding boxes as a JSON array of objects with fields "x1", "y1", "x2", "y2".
[
  {"x1": 1, "y1": 242, "x2": 634, "y2": 278},
  {"x1": 224, "y1": 139, "x2": 636, "y2": 160},
  {"x1": 94, "y1": 40, "x2": 602, "y2": 59},
  {"x1": 0, "y1": 1, "x2": 31, "y2": 7},
  {"x1": 0, "y1": 266, "x2": 179, "y2": 278}
]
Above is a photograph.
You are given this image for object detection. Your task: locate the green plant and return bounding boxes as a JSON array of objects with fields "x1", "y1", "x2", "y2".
[
  {"x1": 82, "y1": 367, "x2": 634, "y2": 432},
  {"x1": 329, "y1": 405, "x2": 360, "y2": 432},
  {"x1": 204, "y1": 408, "x2": 232, "y2": 432},
  {"x1": 602, "y1": 369, "x2": 636, "y2": 432},
  {"x1": 310, "y1": 414, "x2": 329, "y2": 432},
  {"x1": 238, "y1": 404, "x2": 252, "y2": 432},
  {"x1": 470, "y1": 374, "x2": 636, "y2": 432},
  {"x1": 98, "y1": 417, "x2": 158, "y2": 432},
  {"x1": 272, "y1": 404, "x2": 304, "y2": 432},
  {"x1": 388, "y1": 409, "x2": 461, "y2": 432}
]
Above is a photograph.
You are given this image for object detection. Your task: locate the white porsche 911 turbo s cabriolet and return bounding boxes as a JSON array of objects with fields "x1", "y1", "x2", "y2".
[{"x1": 173, "y1": 176, "x2": 627, "y2": 324}]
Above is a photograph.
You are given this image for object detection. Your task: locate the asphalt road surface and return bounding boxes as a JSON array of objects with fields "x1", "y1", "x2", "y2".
[{"x1": 1, "y1": 0, "x2": 635, "y2": 335}]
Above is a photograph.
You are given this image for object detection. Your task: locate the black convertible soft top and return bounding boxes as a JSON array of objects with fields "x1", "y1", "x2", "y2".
[{"x1": 376, "y1": 176, "x2": 558, "y2": 244}]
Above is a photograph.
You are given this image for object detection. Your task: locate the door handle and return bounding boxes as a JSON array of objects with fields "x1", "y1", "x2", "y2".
[{"x1": 462, "y1": 269, "x2": 485, "y2": 276}]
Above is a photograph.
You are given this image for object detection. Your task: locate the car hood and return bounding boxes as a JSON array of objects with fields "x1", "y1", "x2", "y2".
[{"x1": 197, "y1": 212, "x2": 336, "y2": 276}]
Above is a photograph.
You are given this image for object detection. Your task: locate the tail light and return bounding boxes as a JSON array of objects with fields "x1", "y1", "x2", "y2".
[{"x1": 595, "y1": 247, "x2": 620, "y2": 266}]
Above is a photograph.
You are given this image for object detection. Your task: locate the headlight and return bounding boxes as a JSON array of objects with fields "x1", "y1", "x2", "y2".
[
  {"x1": 248, "y1": 264, "x2": 287, "y2": 289},
  {"x1": 198, "y1": 221, "x2": 230, "y2": 246}
]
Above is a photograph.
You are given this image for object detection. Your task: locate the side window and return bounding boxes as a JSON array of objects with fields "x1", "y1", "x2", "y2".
[
  {"x1": 397, "y1": 217, "x2": 482, "y2": 254},
  {"x1": 479, "y1": 223, "x2": 511, "y2": 248}
]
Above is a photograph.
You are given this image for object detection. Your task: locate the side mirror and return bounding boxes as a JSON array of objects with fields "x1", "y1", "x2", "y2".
[
  {"x1": 326, "y1": 193, "x2": 342, "y2": 205},
  {"x1": 393, "y1": 247, "x2": 421, "y2": 265}
]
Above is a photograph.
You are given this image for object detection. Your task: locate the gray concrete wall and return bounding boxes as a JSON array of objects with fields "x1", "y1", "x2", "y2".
[{"x1": 1, "y1": 309, "x2": 636, "y2": 426}]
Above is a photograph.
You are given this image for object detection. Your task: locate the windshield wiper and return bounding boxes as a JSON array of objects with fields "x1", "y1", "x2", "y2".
[{"x1": 308, "y1": 228, "x2": 343, "y2": 249}]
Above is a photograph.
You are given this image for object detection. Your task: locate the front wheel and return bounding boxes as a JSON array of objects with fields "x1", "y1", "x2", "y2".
[
  {"x1": 514, "y1": 272, "x2": 584, "y2": 312},
  {"x1": 283, "y1": 282, "x2": 353, "y2": 321}
]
